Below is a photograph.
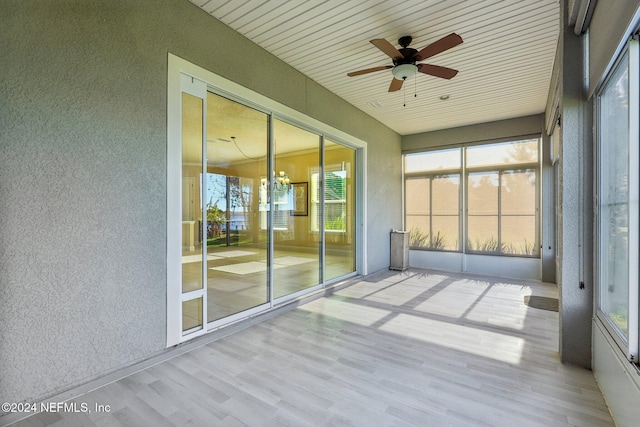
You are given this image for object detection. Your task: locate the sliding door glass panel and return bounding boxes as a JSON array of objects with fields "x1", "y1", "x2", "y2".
[
  {"x1": 205, "y1": 92, "x2": 269, "y2": 322},
  {"x1": 324, "y1": 140, "x2": 356, "y2": 280},
  {"x1": 181, "y1": 92, "x2": 204, "y2": 296},
  {"x1": 182, "y1": 298, "x2": 203, "y2": 332},
  {"x1": 405, "y1": 177, "x2": 431, "y2": 248},
  {"x1": 467, "y1": 172, "x2": 499, "y2": 252},
  {"x1": 598, "y1": 55, "x2": 630, "y2": 339},
  {"x1": 501, "y1": 170, "x2": 538, "y2": 255},
  {"x1": 273, "y1": 119, "x2": 321, "y2": 298},
  {"x1": 432, "y1": 175, "x2": 460, "y2": 251}
]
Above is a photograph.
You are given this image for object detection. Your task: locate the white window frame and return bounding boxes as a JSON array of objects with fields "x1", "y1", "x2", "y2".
[
  {"x1": 403, "y1": 138, "x2": 541, "y2": 258},
  {"x1": 595, "y1": 39, "x2": 640, "y2": 363}
]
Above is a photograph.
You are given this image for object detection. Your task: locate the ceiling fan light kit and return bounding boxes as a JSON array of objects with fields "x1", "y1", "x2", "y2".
[
  {"x1": 392, "y1": 64, "x2": 418, "y2": 80},
  {"x1": 348, "y1": 33, "x2": 463, "y2": 93}
]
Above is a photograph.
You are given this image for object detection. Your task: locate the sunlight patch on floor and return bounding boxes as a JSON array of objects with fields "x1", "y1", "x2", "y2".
[
  {"x1": 378, "y1": 313, "x2": 524, "y2": 365},
  {"x1": 300, "y1": 298, "x2": 392, "y2": 327}
]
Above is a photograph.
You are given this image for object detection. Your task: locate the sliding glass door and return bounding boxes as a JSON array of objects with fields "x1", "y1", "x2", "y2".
[
  {"x1": 170, "y1": 66, "x2": 359, "y2": 343},
  {"x1": 273, "y1": 119, "x2": 322, "y2": 298},
  {"x1": 324, "y1": 140, "x2": 356, "y2": 280},
  {"x1": 206, "y1": 92, "x2": 269, "y2": 323}
]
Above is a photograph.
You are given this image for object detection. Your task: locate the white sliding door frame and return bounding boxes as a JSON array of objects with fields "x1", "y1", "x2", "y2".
[{"x1": 167, "y1": 53, "x2": 367, "y2": 347}]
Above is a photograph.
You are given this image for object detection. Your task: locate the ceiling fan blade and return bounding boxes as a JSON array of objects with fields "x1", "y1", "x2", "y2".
[
  {"x1": 413, "y1": 33, "x2": 463, "y2": 60},
  {"x1": 347, "y1": 65, "x2": 392, "y2": 77},
  {"x1": 370, "y1": 38, "x2": 403, "y2": 59},
  {"x1": 388, "y1": 78, "x2": 404, "y2": 92},
  {"x1": 418, "y1": 63, "x2": 459, "y2": 79}
]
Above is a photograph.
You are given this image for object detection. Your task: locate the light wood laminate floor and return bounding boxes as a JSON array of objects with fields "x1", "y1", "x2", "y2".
[{"x1": 11, "y1": 269, "x2": 614, "y2": 426}]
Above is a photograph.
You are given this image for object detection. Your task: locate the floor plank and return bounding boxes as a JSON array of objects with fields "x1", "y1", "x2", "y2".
[{"x1": 7, "y1": 269, "x2": 614, "y2": 426}]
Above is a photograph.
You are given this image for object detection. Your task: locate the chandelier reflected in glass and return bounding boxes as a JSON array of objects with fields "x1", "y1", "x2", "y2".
[{"x1": 261, "y1": 170, "x2": 291, "y2": 192}]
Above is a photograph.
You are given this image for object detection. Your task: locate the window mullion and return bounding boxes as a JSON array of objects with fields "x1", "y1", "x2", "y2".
[
  {"x1": 320, "y1": 135, "x2": 326, "y2": 285},
  {"x1": 429, "y1": 177, "x2": 433, "y2": 248},
  {"x1": 462, "y1": 147, "x2": 467, "y2": 254},
  {"x1": 498, "y1": 170, "x2": 503, "y2": 254}
]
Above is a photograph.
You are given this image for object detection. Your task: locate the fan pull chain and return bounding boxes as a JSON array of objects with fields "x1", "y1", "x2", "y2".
[
  {"x1": 403, "y1": 79, "x2": 407, "y2": 107},
  {"x1": 414, "y1": 74, "x2": 417, "y2": 98}
]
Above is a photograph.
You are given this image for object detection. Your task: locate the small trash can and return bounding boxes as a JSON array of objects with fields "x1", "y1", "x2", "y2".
[{"x1": 390, "y1": 230, "x2": 409, "y2": 271}]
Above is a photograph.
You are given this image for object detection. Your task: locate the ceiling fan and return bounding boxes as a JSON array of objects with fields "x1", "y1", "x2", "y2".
[{"x1": 347, "y1": 33, "x2": 463, "y2": 92}]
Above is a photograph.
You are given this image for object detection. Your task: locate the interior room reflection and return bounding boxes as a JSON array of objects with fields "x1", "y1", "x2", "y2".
[{"x1": 182, "y1": 92, "x2": 356, "y2": 329}]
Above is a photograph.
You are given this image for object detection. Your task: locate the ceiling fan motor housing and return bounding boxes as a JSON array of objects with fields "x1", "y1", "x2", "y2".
[
  {"x1": 393, "y1": 37, "x2": 419, "y2": 79},
  {"x1": 394, "y1": 47, "x2": 419, "y2": 65}
]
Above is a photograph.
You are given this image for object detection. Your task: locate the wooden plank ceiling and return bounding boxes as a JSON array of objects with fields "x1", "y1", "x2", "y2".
[{"x1": 191, "y1": 0, "x2": 559, "y2": 136}]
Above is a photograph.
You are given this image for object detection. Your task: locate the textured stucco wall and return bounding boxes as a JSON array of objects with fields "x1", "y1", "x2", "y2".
[
  {"x1": 0, "y1": 0, "x2": 169, "y2": 405},
  {"x1": 555, "y1": 1, "x2": 594, "y2": 369},
  {"x1": 402, "y1": 114, "x2": 544, "y2": 152},
  {"x1": 0, "y1": 0, "x2": 401, "y2": 405}
]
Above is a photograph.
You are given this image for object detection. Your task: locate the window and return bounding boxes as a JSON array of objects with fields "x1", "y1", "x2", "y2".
[
  {"x1": 405, "y1": 149, "x2": 461, "y2": 251},
  {"x1": 467, "y1": 171, "x2": 499, "y2": 252},
  {"x1": 404, "y1": 139, "x2": 540, "y2": 256},
  {"x1": 596, "y1": 42, "x2": 639, "y2": 362},
  {"x1": 272, "y1": 187, "x2": 291, "y2": 230},
  {"x1": 311, "y1": 168, "x2": 349, "y2": 232},
  {"x1": 466, "y1": 140, "x2": 539, "y2": 256},
  {"x1": 324, "y1": 171, "x2": 348, "y2": 231}
]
